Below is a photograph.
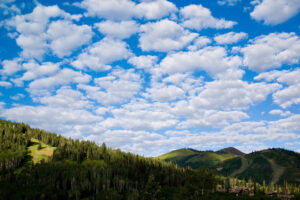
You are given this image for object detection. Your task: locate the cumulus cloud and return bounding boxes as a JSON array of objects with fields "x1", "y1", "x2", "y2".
[
  {"x1": 12, "y1": 61, "x2": 60, "y2": 86},
  {"x1": 187, "y1": 36, "x2": 212, "y2": 51},
  {"x1": 79, "y1": 0, "x2": 177, "y2": 20},
  {"x1": 95, "y1": 20, "x2": 139, "y2": 39},
  {"x1": 72, "y1": 38, "x2": 132, "y2": 71},
  {"x1": 128, "y1": 55, "x2": 158, "y2": 71},
  {"x1": 180, "y1": 4, "x2": 236, "y2": 31},
  {"x1": 190, "y1": 79, "x2": 281, "y2": 110},
  {"x1": 0, "y1": 58, "x2": 22, "y2": 76},
  {"x1": 139, "y1": 19, "x2": 198, "y2": 52},
  {"x1": 160, "y1": 46, "x2": 242, "y2": 77},
  {"x1": 214, "y1": 32, "x2": 248, "y2": 45},
  {"x1": 47, "y1": 20, "x2": 93, "y2": 57},
  {"x1": 0, "y1": 81, "x2": 12, "y2": 87},
  {"x1": 255, "y1": 68, "x2": 300, "y2": 108},
  {"x1": 143, "y1": 83, "x2": 185, "y2": 101},
  {"x1": 78, "y1": 68, "x2": 141, "y2": 105},
  {"x1": 251, "y1": 0, "x2": 300, "y2": 25},
  {"x1": 5, "y1": 4, "x2": 85, "y2": 59},
  {"x1": 218, "y1": 0, "x2": 241, "y2": 6},
  {"x1": 269, "y1": 109, "x2": 291, "y2": 117},
  {"x1": 28, "y1": 68, "x2": 91, "y2": 96},
  {"x1": 241, "y1": 32, "x2": 300, "y2": 72}
]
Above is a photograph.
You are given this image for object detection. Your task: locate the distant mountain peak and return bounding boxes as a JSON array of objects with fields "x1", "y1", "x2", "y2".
[{"x1": 217, "y1": 147, "x2": 245, "y2": 156}]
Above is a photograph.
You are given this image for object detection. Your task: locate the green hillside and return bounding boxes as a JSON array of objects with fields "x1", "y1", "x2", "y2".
[
  {"x1": 158, "y1": 148, "x2": 237, "y2": 168},
  {"x1": 217, "y1": 149, "x2": 300, "y2": 185},
  {"x1": 1, "y1": 119, "x2": 299, "y2": 199}
]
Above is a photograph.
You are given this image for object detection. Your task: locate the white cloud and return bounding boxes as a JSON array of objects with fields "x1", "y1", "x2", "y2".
[
  {"x1": 269, "y1": 109, "x2": 291, "y2": 117},
  {"x1": 135, "y1": 0, "x2": 177, "y2": 20},
  {"x1": 79, "y1": 0, "x2": 177, "y2": 20},
  {"x1": 179, "y1": 110, "x2": 249, "y2": 128},
  {"x1": 101, "y1": 105, "x2": 178, "y2": 131},
  {"x1": 187, "y1": 36, "x2": 212, "y2": 51},
  {"x1": 218, "y1": 0, "x2": 241, "y2": 6},
  {"x1": 5, "y1": 4, "x2": 82, "y2": 59},
  {"x1": 72, "y1": 38, "x2": 132, "y2": 71},
  {"x1": 79, "y1": 0, "x2": 137, "y2": 20},
  {"x1": 251, "y1": 0, "x2": 300, "y2": 25},
  {"x1": 190, "y1": 79, "x2": 281, "y2": 110},
  {"x1": 214, "y1": 32, "x2": 248, "y2": 45},
  {"x1": 241, "y1": 32, "x2": 300, "y2": 72},
  {"x1": 37, "y1": 86, "x2": 93, "y2": 109},
  {"x1": 95, "y1": 20, "x2": 139, "y2": 39},
  {"x1": 255, "y1": 68, "x2": 300, "y2": 108},
  {"x1": 12, "y1": 61, "x2": 60, "y2": 86},
  {"x1": 128, "y1": 55, "x2": 158, "y2": 71},
  {"x1": 180, "y1": 4, "x2": 236, "y2": 31},
  {"x1": 143, "y1": 83, "x2": 185, "y2": 101},
  {"x1": 47, "y1": 20, "x2": 93, "y2": 57},
  {"x1": 0, "y1": 58, "x2": 22, "y2": 76},
  {"x1": 139, "y1": 19, "x2": 198, "y2": 52},
  {"x1": 1, "y1": 105, "x2": 101, "y2": 136},
  {"x1": 78, "y1": 68, "x2": 141, "y2": 105},
  {"x1": 28, "y1": 68, "x2": 91, "y2": 96},
  {"x1": 10, "y1": 93, "x2": 25, "y2": 100},
  {"x1": 0, "y1": 0, "x2": 20, "y2": 16},
  {"x1": 160, "y1": 46, "x2": 242, "y2": 77},
  {"x1": 0, "y1": 81, "x2": 12, "y2": 87}
]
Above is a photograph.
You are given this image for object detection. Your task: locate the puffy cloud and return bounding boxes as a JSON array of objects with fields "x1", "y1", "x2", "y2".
[
  {"x1": 251, "y1": 0, "x2": 300, "y2": 25},
  {"x1": 0, "y1": 81, "x2": 12, "y2": 87},
  {"x1": 143, "y1": 84, "x2": 185, "y2": 101},
  {"x1": 78, "y1": 68, "x2": 141, "y2": 105},
  {"x1": 94, "y1": 20, "x2": 139, "y2": 39},
  {"x1": 218, "y1": 0, "x2": 241, "y2": 6},
  {"x1": 5, "y1": 4, "x2": 83, "y2": 59},
  {"x1": 72, "y1": 38, "x2": 132, "y2": 71},
  {"x1": 47, "y1": 20, "x2": 93, "y2": 57},
  {"x1": 101, "y1": 104, "x2": 178, "y2": 130},
  {"x1": 179, "y1": 110, "x2": 249, "y2": 128},
  {"x1": 28, "y1": 68, "x2": 91, "y2": 96},
  {"x1": 159, "y1": 46, "x2": 242, "y2": 77},
  {"x1": 214, "y1": 32, "x2": 248, "y2": 45},
  {"x1": 269, "y1": 109, "x2": 291, "y2": 117},
  {"x1": 0, "y1": 0, "x2": 20, "y2": 16},
  {"x1": 10, "y1": 93, "x2": 24, "y2": 100},
  {"x1": 187, "y1": 36, "x2": 212, "y2": 51},
  {"x1": 135, "y1": 0, "x2": 177, "y2": 20},
  {"x1": 180, "y1": 4, "x2": 236, "y2": 31},
  {"x1": 12, "y1": 61, "x2": 60, "y2": 86},
  {"x1": 241, "y1": 32, "x2": 300, "y2": 72},
  {"x1": 255, "y1": 68, "x2": 300, "y2": 108},
  {"x1": 79, "y1": 0, "x2": 177, "y2": 20},
  {"x1": 128, "y1": 55, "x2": 158, "y2": 71},
  {"x1": 38, "y1": 87, "x2": 93, "y2": 109},
  {"x1": 0, "y1": 58, "x2": 22, "y2": 75},
  {"x1": 139, "y1": 19, "x2": 198, "y2": 52},
  {"x1": 190, "y1": 80, "x2": 281, "y2": 110},
  {"x1": 79, "y1": 0, "x2": 136, "y2": 20},
  {"x1": 1, "y1": 105, "x2": 101, "y2": 136}
]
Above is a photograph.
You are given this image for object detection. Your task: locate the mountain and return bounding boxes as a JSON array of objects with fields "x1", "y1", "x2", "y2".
[
  {"x1": 0, "y1": 119, "x2": 218, "y2": 199},
  {"x1": 158, "y1": 147, "x2": 300, "y2": 185},
  {"x1": 216, "y1": 148, "x2": 300, "y2": 185},
  {"x1": 217, "y1": 147, "x2": 245, "y2": 156},
  {"x1": 158, "y1": 148, "x2": 237, "y2": 168},
  {"x1": 1, "y1": 119, "x2": 299, "y2": 199}
]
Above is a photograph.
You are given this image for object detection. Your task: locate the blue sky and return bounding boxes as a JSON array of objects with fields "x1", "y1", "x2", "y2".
[{"x1": 0, "y1": 0, "x2": 300, "y2": 156}]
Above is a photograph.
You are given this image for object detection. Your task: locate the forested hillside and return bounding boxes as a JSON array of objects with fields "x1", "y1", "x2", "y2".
[
  {"x1": 217, "y1": 149, "x2": 300, "y2": 185},
  {"x1": 0, "y1": 119, "x2": 299, "y2": 200}
]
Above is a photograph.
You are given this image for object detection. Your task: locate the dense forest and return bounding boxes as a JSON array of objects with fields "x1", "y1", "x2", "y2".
[{"x1": 0, "y1": 119, "x2": 299, "y2": 200}]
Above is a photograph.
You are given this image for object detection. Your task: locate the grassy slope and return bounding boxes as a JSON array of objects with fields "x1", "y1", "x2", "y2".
[
  {"x1": 14, "y1": 138, "x2": 56, "y2": 174},
  {"x1": 158, "y1": 149, "x2": 236, "y2": 168},
  {"x1": 28, "y1": 138, "x2": 56, "y2": 164}
]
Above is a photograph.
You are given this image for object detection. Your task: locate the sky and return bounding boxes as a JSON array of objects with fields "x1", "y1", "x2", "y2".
[{"x1": 0, "y1": 0, "x2": 300, "y2": 156}]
